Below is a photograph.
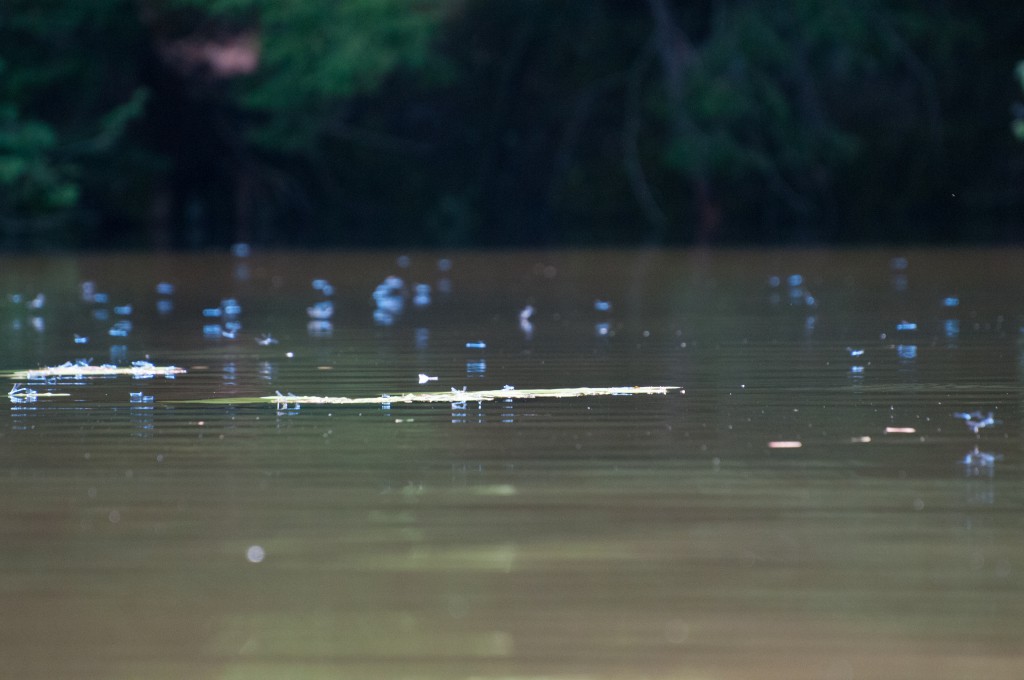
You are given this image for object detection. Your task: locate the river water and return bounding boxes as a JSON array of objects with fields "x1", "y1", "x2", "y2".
[{"x1": 0, "y1": 249, "x2": 1021, "y2": 679}]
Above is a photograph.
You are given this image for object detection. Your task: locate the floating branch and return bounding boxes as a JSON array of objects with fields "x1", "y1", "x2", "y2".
[
  {"x1": 8, "y1": 384, "x2": 72, "y2": 402},
  {"x1": 272, "y1": 385, "x2": 679, "y2": 405},
  {"x1": 6, "y1": 360, "x2": 186, "y2": 381},
  {"x1": 265, "y1": 385, "x2": 683, "y2": 407},
  {"x1": 177, "y1": 385, "x2": 682, "y2": 406}
]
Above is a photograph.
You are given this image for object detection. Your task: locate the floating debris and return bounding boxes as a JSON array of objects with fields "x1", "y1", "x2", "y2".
[
  {"x1": 896, "y1": 321, "x2": 917, "y2": 331},
  {"x1": 73, "y1": 334, "x2": 89, "y2": 345},
  {"x1": 6, "y1": 360, "x2": 186, "y2": 381},
  {"x1": 465, "y1": 341, "x2": 486, "y2": 349},
  {"x1": 221, "y1": 298, "x2": 242, "y2": 316},
  {"x1": 256, "y1": 333, "x2": 279, "y2": 346},
  {"x1": 267, "y1": 385, "x2": 680, "y2": 406},
  {"x1": 768, "y1": 440, "x2": 803, "y2": 449},
  {"x1": 307, "y1": 320, "x2": 333, "y2": 336},
  {"x1": 412, "y1": 283, "x2": 431, "y2": 307},
  {"x1": 594, "y1": 299, "x2": 612, "y2": 312},
  {"x1": 307, "y1": 300, "x2": 334, "y2": 320},
  {"x1": 8, "y1": 384, "x2": 71, "y2": 402},
  {"x1": 897, "y1": 344, "x2": 917, "y2": 360},
  {"x1": 184, "y1": 385, "x2": 682, "y2": 407},
  {"x1": 885, "y1": 426, "x2": 916, "y2": 434},
  {"x1": 372, "y1": 276, "x2": 406, "y2": 318},
  {"x1": 108, "y1": 320, "x2": 132, "y2": 337},
  {"x1": 953, "y1": 411, "x2": 999, "y2": 435},
  {"x1": 418, "y1": 373, "x2": 439, "y2": 384}
]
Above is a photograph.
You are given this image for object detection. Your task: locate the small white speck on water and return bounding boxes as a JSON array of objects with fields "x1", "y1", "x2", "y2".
[{"x1": 246, "y1": 545, "x2": 265, "y2": 563}]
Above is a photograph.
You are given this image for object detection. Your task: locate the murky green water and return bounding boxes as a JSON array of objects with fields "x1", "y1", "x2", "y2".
[{"x1": 1, "y1": 249, "x2": 1021, "y2": 679}]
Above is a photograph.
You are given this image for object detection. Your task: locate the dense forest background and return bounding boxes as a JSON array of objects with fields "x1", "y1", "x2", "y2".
[{"x1": 1, "y1": 0, "x2": 1023, "y2": 250}]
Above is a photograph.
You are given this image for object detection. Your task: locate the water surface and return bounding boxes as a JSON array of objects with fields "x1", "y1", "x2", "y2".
[{"x1": 1, "y1": 249, "x2": 1021, "y2": 679}]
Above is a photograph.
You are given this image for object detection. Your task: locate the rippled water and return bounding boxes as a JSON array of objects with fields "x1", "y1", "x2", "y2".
[{"x1": 1, "y1": 249, "x2": 1021, "y2": 679}]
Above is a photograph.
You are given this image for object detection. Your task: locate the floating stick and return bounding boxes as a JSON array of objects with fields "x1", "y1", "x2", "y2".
[
  {"x1": 178, "y1": 385, "x2": 683, "y2": 406},
  {"x1": 265, "y1": 385, "x2": 682, "y2": 406},
  {"x1": 5, "y1": 360, "x2": 186, "y2": 381}
]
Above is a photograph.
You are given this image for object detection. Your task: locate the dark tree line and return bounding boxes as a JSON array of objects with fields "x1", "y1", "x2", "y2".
[{"x1": 1, "y1": 1, "x2": 1022, "y2": 250}]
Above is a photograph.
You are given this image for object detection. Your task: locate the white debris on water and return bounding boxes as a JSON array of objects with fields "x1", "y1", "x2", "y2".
[
  {"x1": 953, "y1": 411, "x2": 999, "y2": 435},
  {"x1": 307, "y1": 300, "x2": 334, "y2": 320}
]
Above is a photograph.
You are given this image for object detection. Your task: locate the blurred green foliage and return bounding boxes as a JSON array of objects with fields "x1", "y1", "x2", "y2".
[
  {"x1": 0, "y1": 1, "x2": 1021, "y2": 249},
  {"x1": 169, "y1": 0, "x2": 453, "y2": 151}
]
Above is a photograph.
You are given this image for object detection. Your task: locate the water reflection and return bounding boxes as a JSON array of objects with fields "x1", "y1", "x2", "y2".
[
  {"x1": 518, "y1": 304, "x2": 534, "y2": 340},
  {"x1": 130, "y1": 400, "x2": 154, "y2": 438},
  {"x1": 962, "y1": 446, "x2": 1001, "y2": 478}
]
